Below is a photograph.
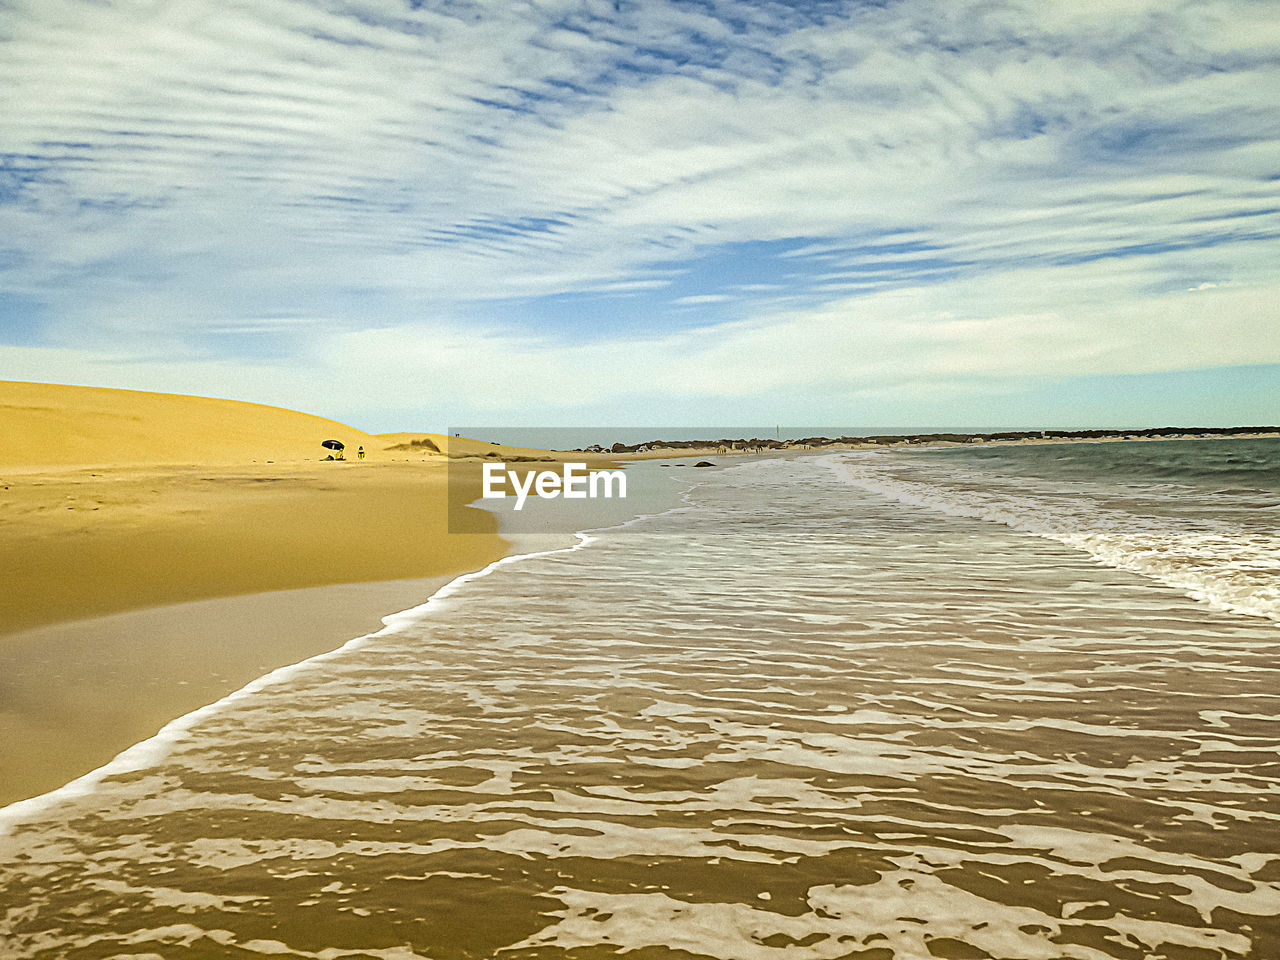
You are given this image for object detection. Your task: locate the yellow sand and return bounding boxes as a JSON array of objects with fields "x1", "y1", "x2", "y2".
[
  {"x1": 1, "y1": 380, "x2": 381, "y2": 468},
  {"x1": 0, "y1": 380, "x2": 569, "y2": 471},
  {"x1": 0, "y1": 380, "x2": 520, "y2": 638}
]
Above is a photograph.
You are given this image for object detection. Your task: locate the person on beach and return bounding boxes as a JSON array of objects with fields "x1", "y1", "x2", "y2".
[{"x1": 357, "y1": 446, "x2": 365, "y2": 460}]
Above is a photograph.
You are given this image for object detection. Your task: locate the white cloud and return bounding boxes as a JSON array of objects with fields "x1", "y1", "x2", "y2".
[
  {"x1": 6, "y1": 251, "x2": 1273, "y2": 427},
  {"x1": 0, "y1": 0, "x2": 1277, "y2": 422},
  {"x1": 674, "y1": 294, "x2": 731, "y2": 304}
]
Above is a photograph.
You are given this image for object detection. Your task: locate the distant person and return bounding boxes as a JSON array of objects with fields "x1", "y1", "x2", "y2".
[{"x1": 357, "y1": 446, "x2": 365, "y2": 460}]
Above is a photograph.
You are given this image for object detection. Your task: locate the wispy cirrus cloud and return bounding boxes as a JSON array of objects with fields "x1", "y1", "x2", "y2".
[{"x1": 0, "y1": 0, "x2": 1277, "y2": 425}]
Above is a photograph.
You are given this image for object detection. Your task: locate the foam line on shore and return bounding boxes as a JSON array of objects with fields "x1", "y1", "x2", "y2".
[
  {"x1": 0, "y1": 498, "x2": 694, "y2": 836},
  {"x1": 825, "y1": 452, "x2": 1280, "y2": 625}
]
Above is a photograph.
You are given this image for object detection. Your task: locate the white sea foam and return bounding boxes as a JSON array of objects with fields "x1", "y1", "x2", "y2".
[{"x1": 825, "y1": 452, "x2": 1280, "y2": 623}]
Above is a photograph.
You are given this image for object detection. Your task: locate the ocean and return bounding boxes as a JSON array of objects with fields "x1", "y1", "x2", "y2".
[{"x1": 1, "y1": 438, "x2": 1278, "y2": 958}]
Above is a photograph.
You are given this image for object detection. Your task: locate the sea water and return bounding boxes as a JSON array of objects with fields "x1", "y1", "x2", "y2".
[
  {"x1": 1, "y1": 440, "x2": 1277, "y2": 958},
  {"x1": 835, "y1": 438, "x2": 1280, "y2": 621}
]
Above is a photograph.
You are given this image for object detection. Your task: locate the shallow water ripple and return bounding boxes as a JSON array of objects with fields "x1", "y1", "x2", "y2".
[{"x1": 2, "y1": 458, "x2": 1278, "y2": 959}]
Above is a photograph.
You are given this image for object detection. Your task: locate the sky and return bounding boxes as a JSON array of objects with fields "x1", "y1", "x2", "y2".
[{"x1": 1, "y1": 0, "x2": 1278, "y2": 431}]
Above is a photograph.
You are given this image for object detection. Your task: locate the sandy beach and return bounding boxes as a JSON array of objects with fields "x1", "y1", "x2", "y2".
[
  {"x1": 0, "y1": 381, "x2": 526, "y2": 636},
  {"x1": 0, "y1": 380, "x2": 672, "y2": 806},
  {"x1": 0, "y1": 459, "x2": 505, "y2": 636},
  {"x1": 0, "y1": 381, "x2": 527, "y2": 804},
  {"x1": 6, "y1": 441, "x2": 1278, "y2": 957},
  {"x1": 3, "y1": 381, "x2": 1279, "y2": 957},
  {"x1": 4, "y1": 2, "x2": 1276, "y2": 951}
]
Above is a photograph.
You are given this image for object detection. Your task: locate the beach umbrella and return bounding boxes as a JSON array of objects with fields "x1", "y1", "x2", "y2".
[{"x1": 321, "y1": 439, "x2": 345, "y2": 452}]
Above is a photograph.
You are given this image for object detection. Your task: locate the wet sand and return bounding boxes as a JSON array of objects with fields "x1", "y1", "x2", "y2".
[{"x1": 0, "y1": 577, "x2": 462, "y2": 807}]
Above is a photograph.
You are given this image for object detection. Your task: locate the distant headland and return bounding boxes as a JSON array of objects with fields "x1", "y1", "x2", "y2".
[{"x1": 581, "y1": 426, "x2": 1280, "y2": 455}]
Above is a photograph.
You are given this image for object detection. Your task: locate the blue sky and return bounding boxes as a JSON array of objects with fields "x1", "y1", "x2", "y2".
[{"x1": 1, "y1": 0, "x2": 1278, "y2": 430}]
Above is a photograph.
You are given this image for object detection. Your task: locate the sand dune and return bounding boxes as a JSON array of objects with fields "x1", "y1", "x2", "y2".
[
  {"x1": 0, "y1": 381, "x2": 571, "y2": 470},
  {"x1": 0, "y1": 380, "x2": 396, "y2": 469},
  {"x1": 0, "y1": 381, "x2": 518, "y2": 638}
]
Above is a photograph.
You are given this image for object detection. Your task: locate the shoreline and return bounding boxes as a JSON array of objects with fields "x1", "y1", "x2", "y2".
[
  {"x1": 2, "y1": 388, "x2": 1273, "y2": 823},
  {"x1": 0, "y1": 458, "x2": 684, "y2": 819},
  {"x1": 0, "y1": 507, "x2": 628, "y2": 830},
  {"x1": 5, "y1": 448, "x2": 1277, "y2": 954},
  {"x1": 0, "y1": 576, "x2": 459, "y2": 809},
  {"x1": 0, "y1": 452, "x2": 510, "y2": 810}
]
